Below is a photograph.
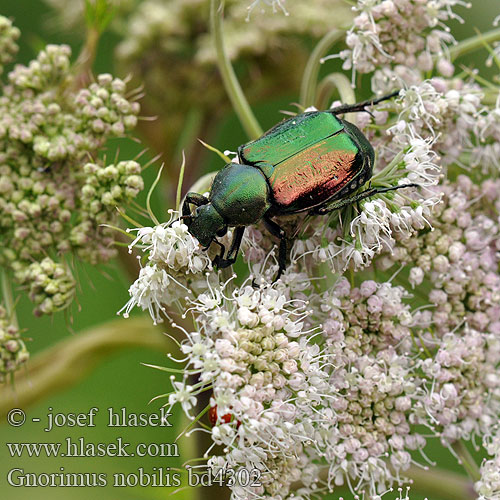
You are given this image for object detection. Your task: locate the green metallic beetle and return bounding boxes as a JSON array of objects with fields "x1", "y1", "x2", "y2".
[{"x1": 182, "y1": 92, "x2": 416, "y2": 279}]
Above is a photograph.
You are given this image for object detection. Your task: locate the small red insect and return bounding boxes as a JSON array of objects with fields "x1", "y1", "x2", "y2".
[{"x1": 208, "y1": 405, "x2": 241, "y2": 428}]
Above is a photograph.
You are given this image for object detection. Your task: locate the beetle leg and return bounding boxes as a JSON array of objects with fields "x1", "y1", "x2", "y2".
[
  {"x1": 163, "y1": 193, "x2": 210, "y2": 228},
  {"x1": 182, "y1": 192, "x2": 209, "y2": 218},
  {"x1": 329, "y1": 90, "x2": 400, "y2": 116},
  {"x1": 263, "y1": 216, "x2": 288, "y2": 282},
  {"x1": 314, "y1": 183, "x2": 419, "y2": 215},
  {"x1": 227, "y1": 227, "x2": 245, "y2": 261},
  {"x1": 211, "y1": 239, "x2": 227, "y2": 267},
  {"x1": 212, "y1": 227, "x2": 245, "y2": 269}
]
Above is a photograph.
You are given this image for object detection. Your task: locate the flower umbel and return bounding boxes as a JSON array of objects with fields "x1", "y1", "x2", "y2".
[
  {"x1": 120, "y1": 212, "x2": 212, "y2": 324},
  {"x1": 0, "y1": 304, "x2": 28, "y2": 382},
  {"x1": 118, "y1": 1, "x2": 500, "y2": 499},
  {"x1": 0, "y1": 18, "x2": 143, "y2": 315}
]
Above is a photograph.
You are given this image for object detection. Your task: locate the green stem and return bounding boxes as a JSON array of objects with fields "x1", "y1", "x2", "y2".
[
  {"x1": 449, "y1": 26, "x2": 500, "y2": 61},
  {"x1": 316, "y1": 72, "x2": 356, "y2": 120},
  {"x1": 173, "y1": 108, "x2": 203, "y2": 205},
  {"x1": 174, "y1": 107, "x2": 203, "y2": 161},
  {"x1": 176, "y1": 411, "x2": 203, "y2": 500},
  {"x1": 451, "y1": 440, "x2": 481, "y2": 482},
  {"x1": 1, "y1": 269, "x2": 18, "y2": 329},
  {"x1": 210, "y1": 0, "x2": 262, "y2": 140},
  {"x1": 404, "y1": 464, "x2": 477, "y2": 500},
  {"x1": 0, "y1": 316, "x2": 171, "y2": 419},
  {"x1": 299, "y1": 29, "x2": 344, "y2": 108},
  {"x1": 71, "y1": 26, "x2": 100, "y2": 90},
  {"x1": 482, "y1": 88, "x2": 500, "y2": 106},
  {"x1": 221, "y1": 266, "x2": 235, "y2": 296}
]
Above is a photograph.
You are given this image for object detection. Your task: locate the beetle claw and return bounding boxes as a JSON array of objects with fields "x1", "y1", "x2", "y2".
[{"x1": 272, "y1": 267, "x2": 284, "y2": 284}]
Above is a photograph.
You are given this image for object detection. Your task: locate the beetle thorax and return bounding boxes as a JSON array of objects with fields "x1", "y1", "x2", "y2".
[{"x1": 209, "y1": 163, "x2": 271, "y2": 226}]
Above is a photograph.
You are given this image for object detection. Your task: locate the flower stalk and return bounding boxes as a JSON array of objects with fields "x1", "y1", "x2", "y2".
[
  {"x1": 449, "y1": 26, "x2": 500, "y2": 61},
  {"x1": 0, "y1": 316, "x2": 170, "y2": 419},
  {"x1": 452, "y1": 440, "x2": 482, "y2": 483},
  {"x1": 315, "y1": 72, "x2": 355, "y2": 116},
  {"x1": 299, "y1": 29, "x2": 344, "y2": 108},
  {"x1": 401, "y1": 465, "x2": 477, "y2": 500},
  {"x1": 0, "y1": 270, "x2": 18, "y2": 329},
  {"x1": 210, "y1": 0, "x2": 263, "y2": 140}
]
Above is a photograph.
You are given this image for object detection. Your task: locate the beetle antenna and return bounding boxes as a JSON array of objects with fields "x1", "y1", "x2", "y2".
[{"x1": 329, "y1": 90, "x2": 400, "y2": 116}]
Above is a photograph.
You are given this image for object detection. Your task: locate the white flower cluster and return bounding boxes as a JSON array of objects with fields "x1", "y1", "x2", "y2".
[
  {"x1": 0, "y1": 21, "x2": 142, "y2": 315},
  {"x1": 19, "y1": 258, "x2": 76, "y2": 317},
  {"x1": 339, "y1": 0, "x2": 469, "y2": 83},
  {"x1": 476, "y1": 429, "x2": 500, "y2": 500},
  {"x1": 373, "y1": 176, "x2": 500, "y2": 452},
  {"x1": 120, "y1": 212, "x2": 212, "y2": 324},
  {"x1": 316, "y1": 279, "x2": 422, "y2": 493},
  {"x1": 160, "y1": 275, "x2": 428, "y2": 499},
  {"x1": 416, "y1": 329, "x2": 500, "y2": 443},
  {"x1": 316, "y1": 77, "x2": 488, "y2": 274},
  {"x1": 388, "y1": 80, "x2": 483, "y2": 165}
]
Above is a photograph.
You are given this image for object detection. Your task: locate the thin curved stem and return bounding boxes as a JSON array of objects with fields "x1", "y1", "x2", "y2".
[
  {"x1": 316, "y1": 72, "x2": 355, "y2": 109},
  {"x1": 1, "y1": 269, "x2": 18, "y2": 329},
  {"x1": 299, "y1": 29, "x2": 344, "y2": 108},
  {"x1": 0, "y1": 316, "x2": 170, "y2": 419},
  {"x1": 452, "y1": 440, "x2": 481, "y2": 482},
  {"x1": 71, "y1": 24, "x2": 100, "y2": 91},
  {"x1": 174, "y1": 107, "x2": 202, "y2": 208},
  {"x1": 448, "y1": 26, "x2": 500, "y2": 61},
  {"x1": 404, "y1": 464, "x2": 477, "y2": 500},
  {"x1": 210, "y1": 0, "x2": 263, "y2": 140},
  {"x1": 316, "y1": 72, "x2": 357, "y2": 123}
]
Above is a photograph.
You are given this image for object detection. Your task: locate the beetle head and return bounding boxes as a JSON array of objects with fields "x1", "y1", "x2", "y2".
[{"x1": 187, "y1": 203, "x2": 226, "y2": 248}]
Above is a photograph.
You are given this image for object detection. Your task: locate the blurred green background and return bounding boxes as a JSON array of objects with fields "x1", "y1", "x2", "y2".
[{"x1": 0, "y1": 0, "x2": 497, "y2": 499}]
